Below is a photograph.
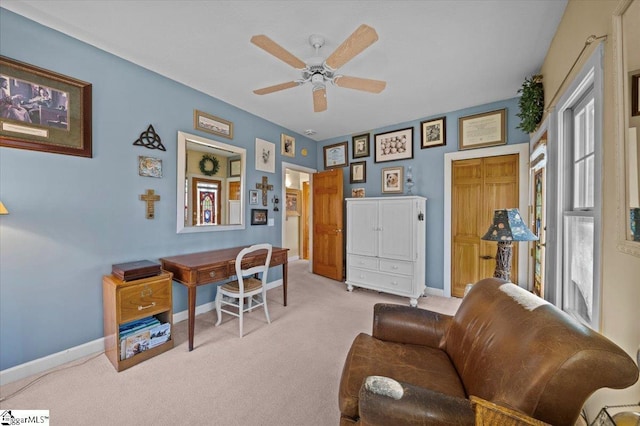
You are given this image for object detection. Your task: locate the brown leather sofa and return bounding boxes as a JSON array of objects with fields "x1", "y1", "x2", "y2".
[{"x1": 338, "y1": 278, "x2": 639, "y2": 425}]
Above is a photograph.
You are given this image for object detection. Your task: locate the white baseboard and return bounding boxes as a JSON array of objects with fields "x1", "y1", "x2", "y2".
[
  {"x1": 0, "y1": 279, "x2": 283, "y2": 386},
  {"x1": 424, "y1": 286, "x2": 445, "y2": 297},
  {"x1": 0, "y1": 338, "x2": 105, "y2": 386}
]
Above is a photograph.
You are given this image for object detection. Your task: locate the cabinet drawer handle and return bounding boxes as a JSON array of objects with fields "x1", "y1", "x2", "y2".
[
  {"x1": 391, "y1": 281, "x2": 398, "y2": 286},
  {"x1": 209, "y1": 271, "x2": 216, "y2": 278},
  {"x1": 391, "y1": 265, "x2": 398, "y2": 270},
  {"x1": 138, "y1": 302, "x2": 156, "y2": 311}
]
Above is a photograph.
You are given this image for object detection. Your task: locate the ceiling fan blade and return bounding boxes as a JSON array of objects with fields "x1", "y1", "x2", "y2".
[
  {"x1": 335, "y1": 76, "x2": 386, "y2": 93},
  {"x1": 313, "y1": 87, "x2": 327, "y2": 112},
  {"x1": 325, "y1": 24, "x2": 379, "y2": 70},
  {"x1": 251, "y1": 35, "x2": 307, "y2": 69},
  {"x1": 253, "y1": 81, "x2": 300, "y2": 95}
]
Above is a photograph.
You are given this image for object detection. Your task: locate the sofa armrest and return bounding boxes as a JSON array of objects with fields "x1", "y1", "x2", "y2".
[
  {"x1": 358, "y1": 376, "x2": 475, "y2": 426},
  {"x1": 470, "y1": 396, "x2": 550, "y2": 425},
  {"x1": 372, "y1": 303, "x2": 453, "y2": 348}
]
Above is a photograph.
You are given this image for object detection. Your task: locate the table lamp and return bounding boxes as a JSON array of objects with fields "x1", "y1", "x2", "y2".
[
  {"x1": 481, "y1": 208, "x2": 538, "y2": 281},
  {"x1": 0, "y1": 201, "x2": 8, "y2": 215}
]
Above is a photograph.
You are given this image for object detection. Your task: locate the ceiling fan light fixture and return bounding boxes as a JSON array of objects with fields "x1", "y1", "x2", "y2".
[
  {"x1": 251, "y1": 24, "x2": 385, "y2": 112},
  {"x1": 311, "y1": 73, "x2": 324, "y2": 85}
]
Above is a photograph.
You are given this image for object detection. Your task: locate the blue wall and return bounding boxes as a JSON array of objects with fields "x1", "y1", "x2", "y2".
[
  {"x1": 317, "y1": 98, "x2": 529, "y2": 294},
  {"x1": 0, "y1": 10, "x2": 317, "y2": 370},
  {"x1": 0, "y1": 9, "x2": 529, "y2": 370}
]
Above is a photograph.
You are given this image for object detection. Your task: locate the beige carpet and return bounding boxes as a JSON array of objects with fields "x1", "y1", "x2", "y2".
[{"x1": 0, "y1": 260, "x2": 461, "y2": 425}]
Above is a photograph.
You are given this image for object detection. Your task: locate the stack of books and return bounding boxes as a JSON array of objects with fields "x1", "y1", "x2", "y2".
[{"x1": 119, "y1": 317, "x2": 171, "y2": 360}]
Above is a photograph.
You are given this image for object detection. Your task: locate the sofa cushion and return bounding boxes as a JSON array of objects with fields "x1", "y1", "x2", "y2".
[{"x1": 339, "y1": 332, "x2": 466, "y2": 419}]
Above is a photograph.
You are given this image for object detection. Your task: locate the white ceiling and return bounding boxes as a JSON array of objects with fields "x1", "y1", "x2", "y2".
[{"x1": 1, "y1": 0, "x2": 567, "y2": 142}]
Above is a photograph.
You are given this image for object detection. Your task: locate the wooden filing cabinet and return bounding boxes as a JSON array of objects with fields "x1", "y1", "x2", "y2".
[{"x1": 102, "y1": 271, "x2": 173, "y2": 371}]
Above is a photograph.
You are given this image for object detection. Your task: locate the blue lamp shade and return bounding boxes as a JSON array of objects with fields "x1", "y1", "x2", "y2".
[{"x1": 481, "y1": 209, "x2": 538, "y2": 242}]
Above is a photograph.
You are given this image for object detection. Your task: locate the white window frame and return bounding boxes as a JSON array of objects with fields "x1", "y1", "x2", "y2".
[{"x1": 551, "y1": 44, "x2": 603, "y2": 330}]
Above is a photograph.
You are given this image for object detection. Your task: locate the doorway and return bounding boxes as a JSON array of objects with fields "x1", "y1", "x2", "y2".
[
  {"x1": 444, "y1": 143, "x2": 530, "y2": 297},
  {"x1": 281, "y1": 162, "x2": 315, "y2": 264}
]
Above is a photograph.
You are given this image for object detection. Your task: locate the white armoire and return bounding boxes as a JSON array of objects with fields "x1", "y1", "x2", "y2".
[{"x1": 345, "y1": 196, "x2": 427, "y2": 306}]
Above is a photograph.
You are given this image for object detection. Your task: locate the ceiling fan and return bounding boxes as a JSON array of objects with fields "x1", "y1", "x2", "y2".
[{"x1": 251, "y1": 24, "x2": 386, "y2": 112}]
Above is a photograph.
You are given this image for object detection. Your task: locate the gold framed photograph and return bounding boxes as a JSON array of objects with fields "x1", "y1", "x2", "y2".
[
  {"x1": 281, "y1": 133, "x2": 295, "y2": 157},
  {"x1": 381, "y1": 166, "x2": 404, "y2": 194},
  {"x1": 286, "y1": 189, "x2": 301, "y2": 216},
  {"x1": 229, "y1": 158, "x2": 241, "y2": 177},
  {"x1": 350, "y1": 161, "x2": 366, "y2": 184},
  {"x1": 458, "y1": 108, "x2": 506, "y2": 150},
  {"x1": 352, "y1": 133, "x2": 370, "y2": 158},
  {"x1": 374, "y1": 127, "x2": 413, "y2": 163},
  {"x1": 194, "y1": 109, "x2": 233, "y2": 139},
  {"x1": 323, "y1": 141, "x2": 348, "y2": 169},
  {"x1": 0, "y1": 55, "x2": 92, "y2": 157},
  {"x1": 421, "y1": 116, "x2": 446, "y2": 149}
]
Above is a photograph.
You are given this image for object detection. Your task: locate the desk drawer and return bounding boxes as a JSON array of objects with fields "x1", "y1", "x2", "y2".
[
  {"x1": 119, "y1": 280, "x2": 171, "y2": 323},
  {"x1": 197, "y1": 264, "x2": 229, "y2": 283},
  {"x1": 270, "y1": 251, "x2": 287, "y2": 266}
]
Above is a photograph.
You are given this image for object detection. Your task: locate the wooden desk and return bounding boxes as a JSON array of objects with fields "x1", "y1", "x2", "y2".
[{"x1": 159, "y1": 246, "x2": 289, "y2": 351}]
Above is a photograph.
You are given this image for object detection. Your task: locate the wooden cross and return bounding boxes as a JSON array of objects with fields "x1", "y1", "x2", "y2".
[
  {"x1": 255, "y1": 176, "x2": 273, "y2": 206},
  {"x1": 139, "y1": 189, "x2": 160, "y2": 219}
]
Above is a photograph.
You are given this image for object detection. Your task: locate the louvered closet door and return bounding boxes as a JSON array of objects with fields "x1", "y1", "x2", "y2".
[{"x1": 451, "y1": 154, "x2": 519, "y2": 297}]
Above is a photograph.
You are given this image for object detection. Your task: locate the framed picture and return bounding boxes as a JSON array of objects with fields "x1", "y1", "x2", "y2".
[
  {"x1": 138, "y1": 156, "x2": 162, "y2": 178},
  {"x1": 255, "y1": 137, "x2": 275, "y2": 173},
  {"x1": 374, "y1": 127, "x2": 413, "y2": 163},
  {"x1": 323, "y1": 141, "x2": 348, "y2": 169},
  {"x1": 632, "y1": 72, "x2": 639, "y2": 117},
  {"x1": 352, "y1": 133, "x2": 370, "y2": 158},
  {"x1": 382, "y1": 166, "x2": 404, "y2": 194},
  {"x1": 0, "y1": 55, "x2": 92, "y2": 157},
  {"x1": 249, "y1": 190, "x2": 259, "y2": 205},
  {"x1": 229, "y1": 158, "x2": 241, "y2": 177},
  {"x1": 281, "y1": 133, "x2": 295, "y2": 157},
  {"x1": 194, "y1": 109, "x2": 233, "y2": 139},
  {"x1": 421, "y1": 116, "x2": 446, "y2": 149},
  {"x1": 251, "y1": 208, "x2": 268, "y2": 225},
  {"x1": 351, "y1": 188, "x2": 365, "y2": 198},
  {"x1": 458, "y1": 108, "x2": 506, "y2": 150},
  {"x1": 286, "y1": 189, "x2": 301, "y2": 217},
  {"x1": 350, "y1": 161, "x2": 367, "y2": 184}
]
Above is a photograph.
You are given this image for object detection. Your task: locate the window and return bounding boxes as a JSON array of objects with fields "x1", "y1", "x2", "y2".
[{"x1": 554, "y1": 48, "x2": 603, "y2": 330}]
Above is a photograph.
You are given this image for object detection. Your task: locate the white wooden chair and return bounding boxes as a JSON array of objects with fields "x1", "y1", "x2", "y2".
[{"x1": 215, "y1": 244, "x2": 272, "y2": 337}]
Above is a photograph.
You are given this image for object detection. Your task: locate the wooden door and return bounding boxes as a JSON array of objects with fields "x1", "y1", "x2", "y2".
[
  {"x1": 302, "y1": 181, "x2": 310, "y2": 260},
  {"x1": 451, "y1": 154, "x2": 519, "y2": 297},
  {"x1": 228, "y1": 181, "x2": 240, "y2": 200},
  {"x1": 312, "y1": 168, "x2": 344, "y2": 280},
  {"x1": 191, "y1": 177, "x2": 222, "y2": 226}
]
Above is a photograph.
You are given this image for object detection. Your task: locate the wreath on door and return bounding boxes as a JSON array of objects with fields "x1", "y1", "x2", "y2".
[{"x1": 199, "y1": 154, "x2": 220, "y2": 176}]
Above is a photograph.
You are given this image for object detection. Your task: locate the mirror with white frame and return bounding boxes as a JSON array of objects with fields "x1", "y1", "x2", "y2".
[
  {"x1": 176, "y1": 131, "x2": 246, "y2": 233},
  {"x1": 614, "y1": 0, "x2": 640, "y2": 256}
]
